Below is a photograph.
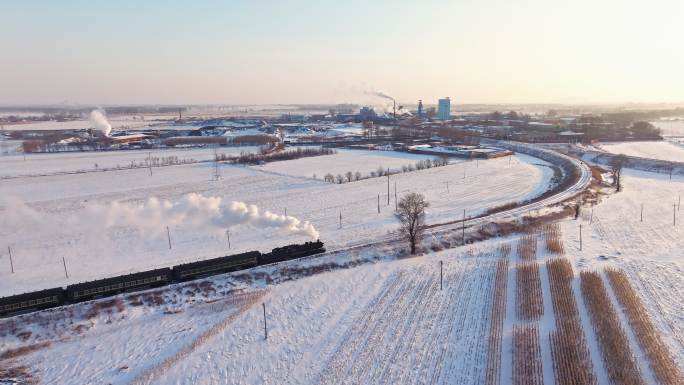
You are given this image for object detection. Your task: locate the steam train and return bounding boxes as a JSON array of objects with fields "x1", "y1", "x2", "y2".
[{"x1": 0, "y1": 241, "x2": 325, "y2": 318}]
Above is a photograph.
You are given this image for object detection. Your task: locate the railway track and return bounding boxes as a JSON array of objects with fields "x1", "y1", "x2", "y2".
[{"x1": 326, "y1": 143, "x2": 592, "y2": 255}]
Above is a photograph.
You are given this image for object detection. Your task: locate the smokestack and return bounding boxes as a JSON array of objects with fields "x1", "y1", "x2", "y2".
[
  {"x1": 393, "y1": 100, "x2": 396, "y2": 120},
  {"x1": 418, "y1": 100, "x2": 423, "y2": 118}
]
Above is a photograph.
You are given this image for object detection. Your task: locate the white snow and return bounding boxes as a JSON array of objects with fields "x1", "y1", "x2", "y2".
[
  {"x1": 254, "y1": 149, "x2": 456, "y2": 179},
  {"x1": 0, "y1": 151, "x2": 552, "y2": 296},
  {"x1": 598, "y1": 140, "x2": 684, "y2": 162}
]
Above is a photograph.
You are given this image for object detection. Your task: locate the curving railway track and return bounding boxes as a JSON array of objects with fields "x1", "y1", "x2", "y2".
[{"x1": 328, "y1": 142, "x2": 592, "y2": 254}]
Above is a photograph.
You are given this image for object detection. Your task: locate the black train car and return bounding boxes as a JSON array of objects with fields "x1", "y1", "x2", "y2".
[
  {"x1": 171, "y1": 251, "x2": 260, "y2": 281},
  {"x1": 0, "y1": 287, "x2": 65, "y2": 317},
  {"x1": 259, "y1": 241, "x2": 325, "y2": 265},
  {"x1": 66, "y1": 268, "x2": 171, "y2": 303}
]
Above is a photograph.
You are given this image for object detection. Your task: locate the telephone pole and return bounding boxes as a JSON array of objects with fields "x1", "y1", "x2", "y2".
[
  {"x1": 8, "y1": 246, "x2": 14, "y2": 274},
  {"x1": 440, "y1": 261, "x2": 443, "y2": 290},
  {"x1": 462, "y1": 209, "x2": 466, "y2": 245},
  {"x1": 262, "y1": 302, "x2": 268, "y2": 340},
  {"x1": 166, "y1": 226, "x2": 172, "y2": 249},
  {"x1": 387, "y1": 168, "x2": 390, "y2": 205},
  {"x1": 62, "y1": 257, "x2": 69, "y2": 279}
]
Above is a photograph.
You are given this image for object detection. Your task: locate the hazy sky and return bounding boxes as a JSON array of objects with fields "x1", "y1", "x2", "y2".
[{"x1": 1, "y1": 0, "x2": 683, "y2": 106}]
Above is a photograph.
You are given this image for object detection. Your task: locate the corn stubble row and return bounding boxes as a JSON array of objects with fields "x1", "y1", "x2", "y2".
[
  {"x1": 546, "y1": 259, "x2": 596, "y2": 385},
  {"x1": 543, "y1": 223, "x2": 564, "y2": 255},
  {"x1": 516, "y1": 262, "x2": 543, "y2": 320},
  {"x1": 605, "y1": 268, "x2": 683, "y2": 385},
  {"x1": 580, "y1": 271, "x2": 645, "y2": 385},
  {"x1": 485, "y1": 259, "x2": 509, "y2": 385},
  {"x1": 513, "y1": 324, "x2": 544, "y2": 385},
  {"x1": 517, "y1": 235, "x2": 538, "y2": 260}
]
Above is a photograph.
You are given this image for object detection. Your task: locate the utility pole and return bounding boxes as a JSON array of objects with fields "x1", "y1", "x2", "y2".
[
  {"x1": 674, "y1": 204, "x2": 677, "y2": 226},
  {"x1": 440, "y1": 261, "x2": 443, "y2": 290},
  {"x1": 8, "y1": 246, "x2": 14, "y2": 274},
  {"x1": 640, "y1": 203, "x2": 643, "y2": 222},
  {"x1": 339, "y1": 211, "x2": 342, "y2": 229},
  {"x1": 394, "y1": 182, "x2": 398, "y2": 211},
  {"x1": 262, "y1": 302, "x2": 268, "y2": 340},
  {"x1": 284, "y1": 208, "x2": 287, "y2": 217},
  {"x1": 462, "y1": 209, "x2": 466, "y2": 245},
  {"x1": 579, "y1": 224, "x2": 582, "y2": 251},
  {"x1": 387, "y1": 168, "x2": 390, "y2": 205},
  {"x1": 226, "y1": 230, "x2": 231, "y2": 249},
  {"x1": 377, "y1": 194, "x2": 380, "y2": 214},
  {"x1": 62, "y1": 257, "x2": 69, "y2": 279},
  {"x1": 148, "y1": 152, "x2": 153, "y2": 176},
  {"x1": 446, "y1": 181, "x2": 449, "y2": 193},
  {"x1": 166, "y1": 226, "x2": 172, "y2": 249}
]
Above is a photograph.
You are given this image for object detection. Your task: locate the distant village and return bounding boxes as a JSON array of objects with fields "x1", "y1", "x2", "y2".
[{"x1": 0, "y1": 101, "x2": 670, "y2": 155}]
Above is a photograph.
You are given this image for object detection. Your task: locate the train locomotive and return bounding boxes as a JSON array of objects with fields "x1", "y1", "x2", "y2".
[{"x1": 0, "y1": 240, "x2": 325, "y2": 318}]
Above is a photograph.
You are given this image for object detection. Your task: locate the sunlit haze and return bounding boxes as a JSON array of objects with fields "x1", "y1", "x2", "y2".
[{"x1": 1, "y1": 0, "x2": 683, "y2": 105}]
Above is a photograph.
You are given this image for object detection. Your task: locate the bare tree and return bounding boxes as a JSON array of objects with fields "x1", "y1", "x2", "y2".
[
  {"x1": 397, "y1": 192, "x2": 430, "y2": 254},
  {"x1": 346, "y1": 171, "x2": 353, "y2": 182},
  {"x1": 610, "y1": 154, "x2": 626, "y2": 192},
  {"x1": 354, "y1": 171, "x2": 362, "y2": 181},
  {"x1": 336, "y1": 174, "x2": 344, "y2": 184},
  {"x1": 324, "y1": 173, "x2": 334, "y2": 183}
]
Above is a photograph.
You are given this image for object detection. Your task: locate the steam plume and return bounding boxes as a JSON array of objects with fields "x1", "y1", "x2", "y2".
[
  {"x1": 364, "y1": 90, "x2": 395, "y2": 102},
  {"x1": 89, "y1": 109, "x2": 112, "y2": 137},
  {"x1": 89, "y1": 193, "x2": 320, "y2": 239}
]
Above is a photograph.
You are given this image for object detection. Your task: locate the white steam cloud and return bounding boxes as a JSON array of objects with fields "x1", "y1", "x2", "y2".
[
  {"x1": 88, "y1": 193, "x2": 320, "y2": 239},
  {"x1": 89, "y1": 109, "x2": 112, "y2": 137}
]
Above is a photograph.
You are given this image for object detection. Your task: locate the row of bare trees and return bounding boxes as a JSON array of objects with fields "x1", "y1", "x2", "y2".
[
  {"x1": 321, "y1": 157, "x2": 450, "y2": 185},
  {"x1": 605, "y1": 268, "x2": 683, "y2": 385},
  {"x1": 219, "y1": 147, "x2": 336, "y2": 164},
  {"x1": 547, "y1": 259, "x2": 597, "y2": 385},
  {"x1": 516, "y1": 262, "x2": 544, "y2": 320},
  {"x1": 580, "y1": 271, "x2": 645, "y2": 385},
  {"x1": 484, "y1": 259, "x2": 509, "y2": 385}
]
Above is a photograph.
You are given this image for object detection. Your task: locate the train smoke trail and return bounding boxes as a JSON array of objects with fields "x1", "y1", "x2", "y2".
[
  {"x1": 89, "y1": 193, "x2": 320, "y2": 239},
  {"x1": 89, "y1": 109, "x2": 112, "y2": 137}
]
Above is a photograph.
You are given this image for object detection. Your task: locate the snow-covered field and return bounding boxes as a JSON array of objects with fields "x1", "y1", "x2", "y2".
[
  {"x1": 598, "y1": 140, "x2": 684, "y2": 162},
  {"x1": 0, "y1": 146, "x2": 259, "y2": 178},
  {"x1": 1, "y1": 116, "x2": 154, "y2": 131},
  {"x1": 652, "y1": 119, "x2": 684, "y2": 137},
  {"x1": 256, "y1": 149, "x2": 457, "y2": 179},
  {"x1": 1, "y1": 146, "x2": 683, "y2": 385},
  {"x1": 0, "y1": 150, "x2": 551, "y2": 296},
  {"x1": 560, "y1": 169, "x2": 684, "y2": 365}
]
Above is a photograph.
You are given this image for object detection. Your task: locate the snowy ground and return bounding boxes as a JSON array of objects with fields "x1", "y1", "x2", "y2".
[
  {"x1": 0, "y1": 150, "x2": 551, "y2": 296},
  {"x1": 598, "y1": 140, "x2": 684, "y2": 162},
  {"x1": 559, "y1": 169, "x2": 684, "y2": 366},
  {"x1": 2, "y1": 243, "x2": 504, "y2": 385},
  {"x1": 2, "y1": 148, "x2": 683, "y2": 384},
  {"x1": 255, "y1": 149, "x2": 457, "y2": 179},
  {"x1": 0, "y1": 146, "x2": 259, "y2": 178}
]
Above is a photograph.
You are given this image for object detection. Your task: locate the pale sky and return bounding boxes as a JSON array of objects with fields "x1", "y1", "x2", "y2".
[{"x1": 1, "y1": 0, "x2": 683, "y2": 106}]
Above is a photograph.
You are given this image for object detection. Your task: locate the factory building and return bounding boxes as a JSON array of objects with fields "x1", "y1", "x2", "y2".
[{"x1": 438, "y1": 97, "x2": 451, "y2": 120}]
